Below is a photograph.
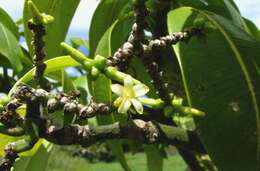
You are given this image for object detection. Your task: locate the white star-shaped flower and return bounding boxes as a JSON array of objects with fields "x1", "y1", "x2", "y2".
[{"x1": 111, "y1": 75, "x2": 149, "y2": 114}]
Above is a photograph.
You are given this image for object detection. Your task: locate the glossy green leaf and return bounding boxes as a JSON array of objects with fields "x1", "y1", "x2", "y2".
[
  {"x1": 62, "y1": 69, "x2": 75, "y2": 93},
  {"x1": 0, "y1": 135, "x2": 19, "y2": 156},
  {"x1": 13, "y1": 140, "x2": 52, "y2": 171},
  {"x1": 168, "y1": 7, "x2": 260, "y2": 171},
  {"x1": 95, "y1": 16, "x2": 134, "y2": 56},
  {"x1": 176, "y1": 0, "x2": 247, "y2": 30},
  {"x1": 0, "y1": 7, "x2": 19, "y2": 38},
  {"x1": 127, "y1": 57, "x2": 158, "y2": 98},
  {"x1": 0, "y1": 135, "x2": 44, "y2": 157},
  {"x1": 243, "y1": 17, "x2": 260, "y2": 41},
  {"x1": 89, "y1": 0, "x2": 130, "y2": 57},
  {"x1": 0, "y1": 23, "x2": 23, "y2": 73},
  {"x1": 145, "y1": 145, "x2": 163, "y2": 171},
  {"x1": 23, "y1": 0, "x2": 80, "y2": 59},
  {"x1": 90, "y1": 18, "x2": 133, "y2": 171},
  {"x1": 73, "y1": 75, "x2": 91, "y2": 104},
  {"x1": 9, "y1": 56, "x2": 80, "y2": 96},
  {"x1": 70, "y1": 37, "x2": 89, "y2": 50}
]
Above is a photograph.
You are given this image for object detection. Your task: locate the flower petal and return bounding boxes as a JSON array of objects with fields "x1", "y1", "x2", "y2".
[
  {"x1": 130, "y1": 98, "x2": 143, "y2": 114},
  {"x1": 111, "y1": 84, "x2": 124, "y2": 96},
  {"x1": 113, "y1": 97, "x2": 123, "y2": 107},
  {"x1": 118, "y1": 98, "x2": 131, "y2": 114},
  {"x1": 133, "y1": 84, "x2": 149, "y2": 97},
  {"x1": 124, "y1": 75, "x2": 134, "y2": 90}
]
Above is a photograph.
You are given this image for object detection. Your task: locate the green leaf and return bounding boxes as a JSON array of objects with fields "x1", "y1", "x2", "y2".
[
  {"x1": 95, "y1": 16, "x2": 134, "y2": 56},
  {"x1": 62, "y1": 69, "x2": 75, "y2": 93},
  {"x1": 0, "y1": 7, "x2": 19, "y2": 38},
  {"x1": 145, "y1": 145, "x2": 163, "y2": 171},
  {"x1": 9, "y1": 56, "x2": 80, "y2": 96},
  {"x1": 0, "y1": 135, "x2": 44, "y2": 157},
  {"x1": 0, "y1": 134, "x2": 19, "y2": 156},
  {"x1": 90, "y1": 18, "x2": 133, "y2": 171},
  {"x1": 23, "y1": 0, "x2": 80, "y2": 59},
  {"x1": 243, "y1": 17, "x2": 260, "y2": 41},
  {"x1": 176, "y1": 0, "x2": 247, "y2": 30},
  {"x1": 0, "y1": 23, "x2": 23, "y2": 73},
  {"x1": 70, "y1": 37, "x2": 89, "y2": 50},
  {"x1": 168, "y1": 7, "x2": 260, "y2": 171},
  {"x1": 73, "y1": 75, "x2": 91, "y2": 104},
  {"x1": 127, "y1": 57, "x2": 158, "y2": 98},
  {"x1": 89, "y1": 0, "x2": 130, "y2": 57},
  {"x1": 13, "y1": 141, "x2": 52, "y2": 171}
]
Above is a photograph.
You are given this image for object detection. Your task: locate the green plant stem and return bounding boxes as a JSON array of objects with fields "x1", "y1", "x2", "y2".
[
  {"x1": 5, "y1": 138, "x2": 35, "y2": 153},
  {"x1": 0, "y1": 124, "x2": 25, "y2": 136}
]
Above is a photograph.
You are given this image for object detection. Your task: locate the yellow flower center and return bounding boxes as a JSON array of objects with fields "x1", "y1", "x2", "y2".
[{"x1": 123, "y1": 87, "x2": 135, "y2": 98}]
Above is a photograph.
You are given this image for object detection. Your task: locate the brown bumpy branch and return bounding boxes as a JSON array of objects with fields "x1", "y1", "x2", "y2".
[
  {"x1": 143, "y1": 28, "x2": 202, "y2": 103},
  {"x1": 28, "y1": 21, "x2": 47, "y2": 81},
  {"x1": 43, "y1": 119, "x2": 202, "y2": 153},
  {"x1": 47, "y1": 92, "x2": 110, "y2": 120},
  {"x1": 107, "y1": 0, "x2": 148, "y2": 70},
  {"x1": 147, "y1": 28, "x2": 202, "y2": 51},
  {"x1": 10, "y1": 84, "x2": 111, "y2": 120},
  {"x1": 0, "y1": 98, "x2": 24, "y2": 128},
  {"x1": 0, "y1": 84, "x2": 111, "y2": 137},
  {"x1": 130, "y1": 0, "x2": 148, "y2": 43},
  {"x1": 108, "y1": 28, "x2": 202, "y2": 70},
  {"x1": 0, "y1": 148, "x2": 18, "y2": 171}
]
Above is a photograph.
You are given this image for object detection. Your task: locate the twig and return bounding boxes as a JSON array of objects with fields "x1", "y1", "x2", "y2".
[
  {"x1": 0, "y1": 147, "x2": 18, "y2": 171},
  {"x1": 28, "y1": 21, "x2": 47, "y2": 82},
  {"x1": 43, "y1": 119, "x2": 202, "y2": 152},
  {"x1": 107, "y1": 0, "x2": 148, "y2": 70}
]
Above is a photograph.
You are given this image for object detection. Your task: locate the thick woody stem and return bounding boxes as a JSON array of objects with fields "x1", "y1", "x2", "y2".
[
  {"x1": 107, "y1": 28, "x2": 202, "y2": 71},
  {"x1": 28, "y1": 21, "x2": 47, "y2": 82},
  {"x1": 0, "y1": 148, "x2": 18, "y2": 171},
  {"x1": 0, "y1": 139, "x2": 36, "y2": 171},
  {"x1": 0, "y1": 124, "x2": 25, "y2": 136},
  {"x1": 130, "y1": 0, "x2": 148, "y2": 43},
  {"x1": 44, "y1": 119, "x2": 202, "y2": 152},
  {"x1": 107, "y1": 0, "x2": 148, "y2": 70},
  {"x1": 0, "y1": 97, "x2": 24, "y2": 128},
  {"x1": 148, "y1": 28, "x2": 202, "y2": 50},
  {"x1": 11, "y1": 84, "x2": 111, "y2": 121}
]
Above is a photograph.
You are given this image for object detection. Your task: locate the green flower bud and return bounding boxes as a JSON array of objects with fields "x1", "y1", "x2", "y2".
[
  {"x1": 61, "y1": 42, "x2": 95, "y2": 71},
  {"x1": 139, "y1": 98, "x2": 165, "y2": 109},
  {"x1": 178, "y1": 106, "x2": 206, "y2": 117},
  {"x1": 91, "y1": 67, "x2": 100, "y2": 79},
  {"x1": 0, "y1": 95, "x2": 11, "y2": 106},
  {"x1": 94, "y1": 55, "x2": 107, "y2": 70},
  {"x1": 41, "y1": 13, "x2": 54, "y2": 24},
  {"x1": 104, "y1": 66, "x2": 140, "y2": 84},
  {"x1": 171, "y1": 96, "x2": 183, "y2": 107},
  {"x1": 28, "y1": 1, "x2": 54, "y2": 25}
]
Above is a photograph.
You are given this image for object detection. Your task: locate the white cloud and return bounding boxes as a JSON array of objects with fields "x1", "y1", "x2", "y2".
[
  {"x1": 234, "y1": 0, "x2": 260, "y2": 26},
  {"x1": 0, "y1": 0, "x2": 24, "y2": 21}
]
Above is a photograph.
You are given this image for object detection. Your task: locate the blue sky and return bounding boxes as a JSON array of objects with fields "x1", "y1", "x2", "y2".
[{"x1": 0, "y1": 0, "x2": 259, "y2": 39}]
